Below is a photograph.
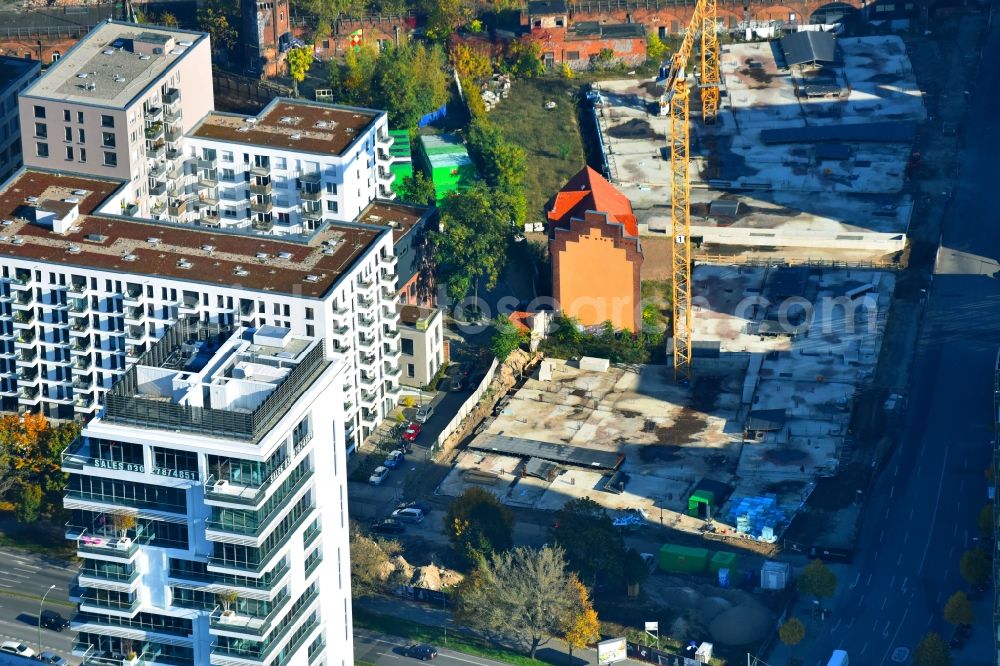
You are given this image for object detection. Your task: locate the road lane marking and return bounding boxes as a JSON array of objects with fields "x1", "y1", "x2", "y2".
[
  {"x1": 833, "y1": 619, "x2": 842, "y2": 631},
  {"x1": 918, "y1": 447, "x2": 949, "y2": 575},
  {"x1": 902, "y1": 577, "x2": 908, "y2": 592},
  {"x1": 895, "y1": 463, "x2": 899, "y2": 476},
  {"x1": 883, "y1": 621, "x2": 891, "y2": 638},
  {"x1": 880, "y1": 529, "x2": 885, "y2": 543},
  {"x1": 904, "y1": 531, "x2": 909, "y2": 544},
  {"x1": 890, "y1": 576, "x2": 895, "y2": 588},
  {"x1": 882, "y1": 597, "x2": 889, "y2": 610},
  {"x1": 890, "y1": 485, "x2": 895, "y2": 498},
  {"x1": 847, "y1": 617, "x2": 855, "y2": 628},
  {"x1": 878, "y1": 607, "x2": 910, "y2": 665},
  {"x1": 897, "y1": 552, "x2": 904, "y2": 565},
  {"x1": 850, "y1": 573, "x2": 860, "y2": 589},
  {"x1": 861, "y1": 641, "x2": 870, "y2": 655},
  {"x1": 867, "y1": 573, "x2": 873, "y2": 586}
]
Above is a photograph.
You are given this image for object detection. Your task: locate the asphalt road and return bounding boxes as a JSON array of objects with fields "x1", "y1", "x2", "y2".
[
  {"x1": 354, "y1": 629, "x2": 514, "y2": 666},
  {"x1": 800, "y1": 10, "x2": 1000, "y2": 666},
  {"x1": 0, "y1": 549, "x2": 78, "y2": 661}
]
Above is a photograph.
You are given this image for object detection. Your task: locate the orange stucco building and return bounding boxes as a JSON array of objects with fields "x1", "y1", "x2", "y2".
[{"x1": 549, "y1": 167, "x2": 643, "y2": 331}]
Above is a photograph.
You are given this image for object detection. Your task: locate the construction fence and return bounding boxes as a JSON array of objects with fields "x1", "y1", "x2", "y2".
[{"x1": 432, "y1": 357, "x2": 500, "y2": 451}]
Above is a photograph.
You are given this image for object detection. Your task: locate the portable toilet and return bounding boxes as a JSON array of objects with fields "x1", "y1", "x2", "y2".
[
  {"x1": 709, "y1": 550, "x2": 738, "y2": 575},
  {"x1": 760, "y1": 560, "x2": 790, "y2": 590},
  {"x1": 687, "y1": 489, "x2": 715, "y2": 518},
  {"x1": 718, "y1": 568, "x2": 730, "y2": 587}
]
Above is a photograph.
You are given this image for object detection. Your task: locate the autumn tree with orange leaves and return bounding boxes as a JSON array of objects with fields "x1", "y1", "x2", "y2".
[
  {"x1": 0, "y1": 414, "x2": 80, "y2": 522},
  {"x1": 562, "y1": 575, "x2": 600, "y2": 663}
]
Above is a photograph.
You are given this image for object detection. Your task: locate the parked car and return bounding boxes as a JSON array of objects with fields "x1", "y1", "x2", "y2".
[
  {"x1": 396, "y1": 500, "x2": 431, "y2": 516},
  {"x1": 0, "y1": 641, "x2": 33, "y2": 657},
  {"x1": 38, "y1": 651, "x2": 69, "y2": 665},
  {"x1": 40, "y1": 610, "x2": 69, "y2": 632},
  {"x1": 370, "y1": 519, "x2": 405, "y2": 535},
  {"x1": 384, "y1": 450, "x2": 405, "y2": 469},
  {"x1": 391, "y1": 507, "x2": 425, "y2": 524},
  {"x1": 402, "y1": 422, "x2": 421, "y2": 443},
  {"x1": 415, "y1": 405, "x2": 434, "y2": 423},
  {"x1": 369, "y1": 466, "x2": 390, "y2": 485},
  {"x1": 404, "y1": 644, "x2": 438, "y2": 660}
]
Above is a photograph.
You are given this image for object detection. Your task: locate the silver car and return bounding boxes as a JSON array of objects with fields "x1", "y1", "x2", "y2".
[{"x1": 415, "y1": 405, "x2": 434, "y2": 423}]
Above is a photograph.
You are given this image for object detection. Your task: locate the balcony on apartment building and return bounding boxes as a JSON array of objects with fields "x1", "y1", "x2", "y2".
[
  {"x1": 146, "y1": 142, "x2": 166, "y2": 159},
  {"x1": 164, "y1": 105, "x2": 182, "y2": 123},
  {"x1": 250, "y1": 163, "x2": 271, "y2": 177},
  {"x1": 250, "y1": 197, "x2": 273, "y2": 214},
  {"x1": 252, "y1": 214, "x2": 274, "y2": 232},
  {"x1": 199, "y1": 169, "x2": 219, "y2": 188},
  {"x1": 250, "y1": 179, "x2": 272, "y2": 196},
  {"x1": 149, "y1": 163, "x2": 169, "y2": 182},
  {"x1": 300, "y1": 186, "x2": 322, "y2": 201},
  {"x1": 145, "y1": 123, "x2": 164, "y2": 142}
]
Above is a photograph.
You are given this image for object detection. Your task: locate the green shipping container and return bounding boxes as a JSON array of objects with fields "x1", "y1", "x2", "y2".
[
  {"x1": 687, "y1": 489, "x2": 715, "y2": 518},
  {"x1": 709, "y1": 550, "x2": 738, "y2": 574},
  {"x1": 416, "y1": 133, "x2": 476, "y2": 202},
  {"x1": 657, "y1": 544, "x2": 710, "y2": 574}
]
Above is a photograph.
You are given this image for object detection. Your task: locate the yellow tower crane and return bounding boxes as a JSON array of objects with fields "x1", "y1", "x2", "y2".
[{"x1": 660, "y1": 0, "x2": 719, "y2": 382}]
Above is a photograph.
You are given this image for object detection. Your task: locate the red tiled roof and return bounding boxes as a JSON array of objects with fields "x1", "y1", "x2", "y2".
[
  {"x1": 508, "y1": 311, "x2": 532, "y2": 333},
  {"x1": 547, "y1": 166, "x2": 638, "y2": 237}
]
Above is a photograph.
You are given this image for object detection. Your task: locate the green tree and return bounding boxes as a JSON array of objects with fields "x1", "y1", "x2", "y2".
[
  {"x1": 397, "y1": 172, "x2": 436, "y2": 206},
  {"x1": 505, "y1": 41, "x2": 545, "y2": 78},
  {"x1": 943, "y1": 590, "x2": 974, "y2": 627},
  {"x1": 445, "y1": 487, "x2": 514, "y2": 564},
  {"x1": 11, "y1": 480, "x2": 41, "y2": 523},
  {"x1": 158, "y1": 11, "x2": 179, "y2": 27},
  {"x1": 292, "y1": 0, "x2": 365, "y2": 35},
  {"x1": 467, "y1": 119, "x2": 526, "y2": 194},
  {"x1": 456, "y1": 546, "x2": 579, "y2": 658},
  {"x1": 977, "y1": 504, "x2": 993, "y2": 535},
  {"x1": 287, "y1": 46, "x2": 313, "y2": 97},
  {"x1": 959, "y1": 547, "x2": 990, "y2": 587},
  {"x1": 647, "y1": 32, "x2": 668, "y2": 61},
  {"x1": 432, "y1": 184, "x2": 511, "y2": 304},
  {"x1": 451, "y1": 42, "x2": 492, "y2": 82},
  {"x1": 490, "y1": 316, "x2": 526, "y2": 361},
  {"x1": 421, "y1": 0, "x2": 471, "y2": 41},
  {"x1": 375, "y1": 42, "x2": 450, "y2": 128},
  {"x1": 197, "y1": 1, "x2": 238, "y2": 53},
  {"x1": 550, "y1": 498, "x2": 648, "y2": 593},
  {"x1": 562, "y1": 575, "x2": 600, "y2": 662},
  {"x1": 778, "y1": 617, "x2": 806, "y2": 647},
  {"x1": 797, "y1": 559, "x2": 837, "y2": 601},
  {"x1": 914, "y1": 632, "x2": 951, "y2": 666},
  {"x1": 591, "y1": 48, "x2": 617, "y2": 71},
  {"x1": 560, "y1": 62, "x2": 575, "y2": 79}
]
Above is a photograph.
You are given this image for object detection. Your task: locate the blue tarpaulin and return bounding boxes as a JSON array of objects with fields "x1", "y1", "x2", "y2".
[{"x1": 417, "y1": 103, "x2": 447, "y2": 128}]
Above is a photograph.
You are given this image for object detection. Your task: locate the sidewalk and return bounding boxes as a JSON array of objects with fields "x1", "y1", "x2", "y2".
[{"x1": 354, "y1": 595, "x2": 643, "y2": 666}]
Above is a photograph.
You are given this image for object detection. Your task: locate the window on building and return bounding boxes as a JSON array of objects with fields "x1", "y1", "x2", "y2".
[
  {"x1": 325, "y1": 182, "x2": 337, "y2": 194},
  {"x1": 101, "y1": 114, "x2": 114, "y2": 128},
  {"x1": 63, "y1": 126, "x2": 72, "y2": 141},
  {"x1": 305, "y1": 307, "x2": 314, "y2": 320},
  {"x1": 102, "y1": 132, "x2": 115, "y2": 148},
  {"x1": 51, "y1": 51, "x2": 60, "y2": 62},
  {"x1": 306, "y1": 324, "x2": 314, "y2": 337},
  {"x1": 33, "y1": 105, "x2": 44, "y2": 118},
  {"x1": 65, "y1": 146, "x2": 73, "y2": 160},
  {"x1": 407, "y1": 363, "x2": 415, "y2": 378},
  {"x1": 34, "y1": 122, "x2": 46, "y2": 138},
  {"x1": 274, "y1": 156, "x2": 286, "y2": 169},
  {"x1": 78, "y1": 128, "x2": 85, "y2": 142},
  {"x1": 36, "y1": 142, "x2": 48, "y2": 158},
  {"x1": 326, "y1": 200, "x2": 338, "y2": 213},
  {"x1": 566, "y1": 51, "x2": 580, "y2": 61},
  {"x1": 103, "y1": 151, "x2": 117, "y2": 167},
  {"x1": 277, "y1": 211, "x2": 290, "y2": 224},
  {"x1": 63, "y1": 109, "x2": 70, "y2": 122},
  {"x1": 401, "y1": 338, "x2": 414, "y2": 355},
  {"x1": 80, "y1": 148, "x2": 87, "y2": 163},
  {"x1": 77, "y1": 111, "x2": 83, "y2": 123},
  {"x1": 221, "y1": 150, "x2": 233, "y2": 162}
]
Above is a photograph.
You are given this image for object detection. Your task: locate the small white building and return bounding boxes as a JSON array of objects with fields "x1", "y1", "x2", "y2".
[{"x1": 397, "y1": 304, "x2": 444, "y2": 388}]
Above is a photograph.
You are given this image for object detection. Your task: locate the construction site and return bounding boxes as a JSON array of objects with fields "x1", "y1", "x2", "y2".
[
  {"x1": 590, "y1": 32, "x2": 924, "y2": 257},
  {"x1": 437, "y1": 264, "x2": 893, "y2": 546}
]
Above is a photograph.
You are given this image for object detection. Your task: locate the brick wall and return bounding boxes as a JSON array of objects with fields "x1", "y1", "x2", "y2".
[
  {"x1": 298, "y1": 14, "x2": 417, "y2": 60},
  {"x1": 0, "y1": 35, "x2": 80, "y2": 64},
  {"x1": 526, "y1": 28, "x2": 647, "y2": 68},
  {"x1": 563, "y1": 0, "x2": 865, "y2": 32}
]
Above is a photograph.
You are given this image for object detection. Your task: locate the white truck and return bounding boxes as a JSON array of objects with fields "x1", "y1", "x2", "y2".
[{"x1": 827, "y1": 650, "x2": 849, "y2": 666}]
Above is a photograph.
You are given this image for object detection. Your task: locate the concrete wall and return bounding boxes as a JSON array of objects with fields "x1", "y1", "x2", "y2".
[{"x1": 690, "y1": 223, "x2": 907, "y2": 253}]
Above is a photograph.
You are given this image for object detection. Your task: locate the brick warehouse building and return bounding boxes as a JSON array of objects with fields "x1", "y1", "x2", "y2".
[
  {"x1": 523, "y1": 0, "x2": 647, "y2": 69},
  {"x1": 549, "y1": 167, "x2": 644, "y2": 331},
  {"x1": 0, "y1": 5, "x2": 111, "y2": 65},
  {"x1": 547, "y1": 0, "x2": 871, "y2": 37}
]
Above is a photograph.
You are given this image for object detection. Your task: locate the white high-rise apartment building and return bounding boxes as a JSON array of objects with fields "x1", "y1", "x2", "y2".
[
  {"x1": 0, "y1": 168, "x2": 403, "y2": 449},
  {"x1": 169, "y1": 100, "x2": 396, "y2": 235},
  {"x1": 18, "y1": 20, "x2": 395, "y2": 237},
  {"x1": 64, "y1": 321, "x2": 353, "y2": 666},
  {"x1": 17, "y1": 22, "x2": 214, "y2": 213}
]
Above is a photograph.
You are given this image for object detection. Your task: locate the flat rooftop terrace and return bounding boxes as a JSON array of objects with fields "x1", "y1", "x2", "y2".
[
  {"x1": 0, "y1": 170, "x2": 385, "y2": 298},
  {"x1": 357, "y1": 200, "x2": 429, "y2": 244},
  {"x1": 190, "y1": 99, "x2": 381, "y2": 156},
  {"x1": 22, "y1": 20, "x2": 206, "y2": 107}
]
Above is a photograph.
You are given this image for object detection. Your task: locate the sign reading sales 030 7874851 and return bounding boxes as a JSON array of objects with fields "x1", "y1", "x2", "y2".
[{"x1": 597, "y1": 637, "x2": 627, "y2": 665}]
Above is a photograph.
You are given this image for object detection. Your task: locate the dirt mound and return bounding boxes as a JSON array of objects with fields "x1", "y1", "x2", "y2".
[
  {"x1": 708, "y1": 600, "x2": 773, "y2": 645},
  {"x1": 406, "y1": 562, "x2": 465, "y2": 591}
]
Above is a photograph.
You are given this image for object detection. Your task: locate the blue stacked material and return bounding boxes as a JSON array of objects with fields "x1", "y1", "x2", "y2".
[{"x1": 724, "y1": 495, "x2": 787, "y2": 539}]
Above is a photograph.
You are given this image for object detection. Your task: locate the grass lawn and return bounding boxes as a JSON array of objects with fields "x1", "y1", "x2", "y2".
[
  {"x1": 490, "y1": 77, "x2": 587, "y2": 224},
  {"x1": 353, "y1": 606, "x2": 548, "y2": 666}
]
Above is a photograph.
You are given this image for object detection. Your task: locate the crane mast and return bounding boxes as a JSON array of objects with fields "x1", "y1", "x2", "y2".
[{"x1": 662, "y1": 0, "x2": 719, "y2": 382}]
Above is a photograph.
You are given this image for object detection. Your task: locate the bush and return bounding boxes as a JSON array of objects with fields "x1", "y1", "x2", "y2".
[{"x1": 539, "y1": 316, "x2": 662, "y2": 364}]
